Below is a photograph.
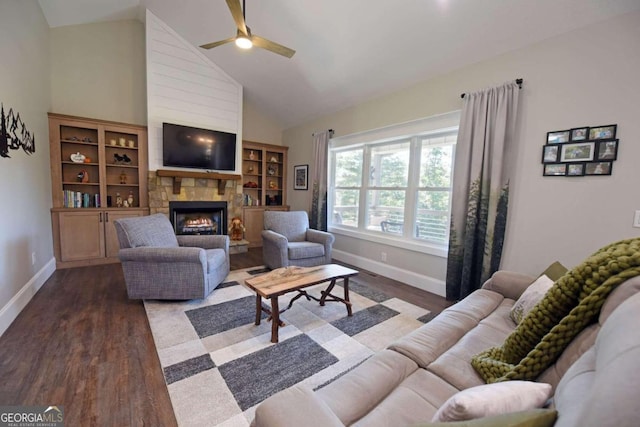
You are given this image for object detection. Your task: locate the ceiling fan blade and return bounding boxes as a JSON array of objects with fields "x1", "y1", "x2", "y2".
[
  {"x1": 251, "y1": 35, "x2": 296, "y2": 58},
  {"x1": 200, "y1": 37, "x2": 235, "y2": 50},
  {"x1": 226, "y1": 0, "x2": 248, "y2": 35}
]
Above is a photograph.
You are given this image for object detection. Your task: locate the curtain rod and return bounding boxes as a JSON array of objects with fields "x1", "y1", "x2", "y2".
[
  {"x1": 460, "y1": 78, "x2": 523, "y2": 99},
  {"x1": 312, "y1": 129, "x2": 334, "y2": 136}
]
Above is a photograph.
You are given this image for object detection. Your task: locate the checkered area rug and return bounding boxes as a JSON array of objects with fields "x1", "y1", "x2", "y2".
[{"x1": 144, "y1": 267, "x2": 437, "y2": 426}]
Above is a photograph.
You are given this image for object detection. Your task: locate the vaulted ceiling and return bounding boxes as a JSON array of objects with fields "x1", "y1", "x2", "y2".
[{"x1": 38, "y1": 0, "x2": 640, "y2": 129}]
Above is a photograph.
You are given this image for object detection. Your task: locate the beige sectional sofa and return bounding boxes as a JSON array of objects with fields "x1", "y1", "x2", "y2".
[{"x1": 253, "y1": 271, "x2": 640, "y2": 427}]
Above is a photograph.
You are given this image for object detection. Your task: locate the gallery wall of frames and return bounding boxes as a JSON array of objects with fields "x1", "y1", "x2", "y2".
[{"x1": 541, "y1": 124, "x2": 618, "y2": 177}]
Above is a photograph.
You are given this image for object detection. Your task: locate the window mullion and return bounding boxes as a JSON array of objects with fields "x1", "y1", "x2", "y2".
[
  {"x1": 359, "y1": 145, "x2": 371, "y2": 231},
  {"x1": 403, "y1": 137, "x2": 420, "y2": 237}
]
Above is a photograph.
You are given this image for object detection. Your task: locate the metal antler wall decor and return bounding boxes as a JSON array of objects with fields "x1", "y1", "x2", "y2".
[{"x1": 0, "y1": 103, "x2": 36, "y2": 158}]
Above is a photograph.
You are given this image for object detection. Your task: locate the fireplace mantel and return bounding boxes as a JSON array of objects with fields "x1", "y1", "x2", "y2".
[{"x1": 156, "y1": 169, "x2": 242, "y2": 195}]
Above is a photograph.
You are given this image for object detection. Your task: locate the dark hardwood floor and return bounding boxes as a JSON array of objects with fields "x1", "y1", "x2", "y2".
[{"x1": 0, "y1": 248, "x2": 449, "y2": 425}]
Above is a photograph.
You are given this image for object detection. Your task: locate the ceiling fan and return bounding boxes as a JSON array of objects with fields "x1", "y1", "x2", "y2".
[{"x1": 200, "y1": 0, "x2": 295, "y2": 58}]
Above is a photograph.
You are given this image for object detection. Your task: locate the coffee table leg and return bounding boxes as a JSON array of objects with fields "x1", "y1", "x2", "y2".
[
  {"x1": 320, "y1": 279, "x2": 337, "y2": 306},
  {"x1": 344, "y1": 277, "x2": 353, "y2": 316},
  {"x1": 270, "y1": 296, "x2": 280, "y2": 343},
  {"x1": 255, "y1": 294, "x2": 262, "y2": 325}
]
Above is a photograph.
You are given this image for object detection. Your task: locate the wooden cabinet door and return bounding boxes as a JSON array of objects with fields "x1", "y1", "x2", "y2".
[
  {"x1": 243, "y1": 206, "x2": 291, "y2": 248},
  {"x1": 243, "y1": 208, "x2": 265, "y2": 248},
  {"x1": 104, "y1": 209, "x2": 146, "y2": 258},
  {"x1": 58, "y1": 211, "x2": 105, "y2": 261}
]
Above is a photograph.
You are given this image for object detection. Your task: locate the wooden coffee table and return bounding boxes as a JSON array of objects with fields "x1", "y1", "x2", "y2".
[{"x1": 245, "y1": 264, "x2": 359, "y2": 343}]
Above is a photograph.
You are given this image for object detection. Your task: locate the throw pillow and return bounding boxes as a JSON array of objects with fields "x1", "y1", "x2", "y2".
[
  {"x1": 413, "y1": 409, "x2": 557, "y2": 427},
  {"x1": 539, "y1": 261, "x2": 567, "y2": 282},
  {"x1": 510, "y1": 275, "x2": 555, "y2": 324},
  {"x1": 431, "y1": 381, "x2": 552, "y2": 422}
]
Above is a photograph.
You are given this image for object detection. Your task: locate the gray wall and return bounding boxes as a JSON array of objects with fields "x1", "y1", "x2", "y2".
[
  {"x1": 0, "y1": 1, "x2": 53, "y2": 332},
  {"x1": 283, "y1": 11, "x2": 640, "y2": 294},
  {"x1": 50, "y1": 20, "x2": 147, "y2": 125}
]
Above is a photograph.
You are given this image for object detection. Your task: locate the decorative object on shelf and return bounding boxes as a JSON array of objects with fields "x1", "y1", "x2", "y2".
[
  {"x1": 82, "y1": 137, "x2": 92, "y2": 143},
  {"x1": 70, "y1": 152, "x2": 86, "y2": 163},
  {"x1": 294, "y1": 164, "x2": 309, "y2": 190},
  {"x1": 228, "y1": 217, "x2": 246, "y2": 241},
  {"x1": 542, "y1": 124, "x2": 618, "y2": 177},
  {"x1": 119, "y1": 171, "x2": 127, "y2": 184},
  {"x1": 77, "y1": 170, "x2": 89, "y2": 183},
  {"x1": 127, "y1": 190, "x2": 134, "y2": 207},
  {"x1": 269, "y1": 180, "x2": 276, "y2": 189},
  {"x1": 247, "y1": 165, "x2": 254, "y2": 173},
  {"x1": 123, "y1": 199, "x2": 129, "y2": 208},
  {"x1": 0, "y1": 103, "x2": 36, "y2": 158},
  {"x1": 109, "y1": 139, "x2": 117, "y2": 146},
  {"x1": 270, "y1": 156, "x2": 278, "y2": 162},
  {"x1": 243, "y1": 181, "x2": 258, "y2": 188},
  {"x1": 119, "y1": 137, "x2": 126, "y2": 147},
  {"x1": 128, "y1": 140, "x2": 135, "y2": 148},
  {"x1": 266, "y1": 195, "x2": 281, "y2": 205},
  {"x1": 114, "y1": 153, "x2": 131, "y2": 164},
  {"x1": 115, "y1": 192, "x2": 123, "y2": 207},
  {"x1": 267, "y1": 163, "x2": 277, "y2": 175},
  {"x1": 249, "y1": 150, "x2": 255, "y2": 160},
  {"x1": 83, "y1": 157, "x2": 91, "y2": 163}
]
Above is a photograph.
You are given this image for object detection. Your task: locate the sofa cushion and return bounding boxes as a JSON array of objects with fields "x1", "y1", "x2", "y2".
[
  {"x1": 390, "y1": 289, "x2": 504, "y2": 368},
  {"x1": 431, "y1": 381, "x2": 552, "y2": 422},
  {"x1": 316, "y1": 349, "x2": 418, "y2": 426},
  {"x1": 351, "y1": 369, "x2": 459, "y2": 427},
  {"x1": 553, "y1": 292, "x2": 640, "y2": 427},
  {"x1": 510, "y1": 275, "x2": 554, "y2": 324},
  {"x1": 428, "y1": 300, "x2": 516, "y2": 390},
  {"x1": 263, "y1": 210, "x2": 309, "y2": 242},
  {"x1": 288, "y1": 241, "x2": 325, "y2": 260},
  {"x1": 115, "y1": 213, "x2": 179, "y2": 248}
]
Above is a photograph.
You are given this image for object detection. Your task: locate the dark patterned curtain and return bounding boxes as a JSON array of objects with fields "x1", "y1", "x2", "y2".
[
  {"x1": 309, "y1": 130, "x2": 332, "y2": 230},
  {"x1": 446, "y1": 81, "x2": 521, "y2": 301}
]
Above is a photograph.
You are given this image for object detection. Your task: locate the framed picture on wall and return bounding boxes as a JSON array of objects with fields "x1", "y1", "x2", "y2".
[
  {"x1": 585, "y1": 161, "x2": 613, "y2": 176},
  {"x1": 589, "y1": 124, "x2": 617, "y2": 140},
  {"x1": 560, "y1": 142, "x2": 595, "y2": 162},
  {"x1": 543, "y1": 164, "x2": 567, "y2": 176},
  {"x1": 567, "y1": 163, "x2": 585, "y2": 176},
  {"x1": 542, "y1": 145, "x2": 559, "y2": 163},
  {"x1": 547, "y1": 130, "x2": 570, "y2": 144},
  {"x1": 570, "y1": 127, "x2": 589, "y2": 141},
  {"x1": 596, "y1": 140, "x2": 618, "y2": 160},
  {"x1": 294, "y1": 164, "x2": 309, "y2": 190}
]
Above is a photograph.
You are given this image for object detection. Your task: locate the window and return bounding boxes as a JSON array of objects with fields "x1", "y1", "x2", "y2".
[{"x1": 328, "y1": 112, "x2": 459, "y2": 255}]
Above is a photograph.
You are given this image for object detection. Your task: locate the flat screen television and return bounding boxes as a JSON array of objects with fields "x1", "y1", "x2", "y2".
[{"x1": 162, "y1": 122, "x2": 237, "y2": 171}]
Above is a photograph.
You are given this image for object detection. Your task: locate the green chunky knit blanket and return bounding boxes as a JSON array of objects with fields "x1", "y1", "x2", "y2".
[{"x1": 472, "y1": 237, "x2": 640, "y2": 383}]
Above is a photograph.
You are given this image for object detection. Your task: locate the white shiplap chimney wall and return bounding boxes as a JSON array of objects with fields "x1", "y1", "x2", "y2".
[{"x1": 145, "y1": 10, "x2": 243, "y2": 172}]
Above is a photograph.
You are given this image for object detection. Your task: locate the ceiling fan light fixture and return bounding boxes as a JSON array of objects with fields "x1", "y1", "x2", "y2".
[{"x1": 235, "y1": 35, "x2": 252, "y2": 49}]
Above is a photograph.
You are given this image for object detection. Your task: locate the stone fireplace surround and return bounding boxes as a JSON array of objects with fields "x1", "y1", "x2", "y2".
[{"x1": 148, "y1": 171, "x2": 243, "y2": 228}]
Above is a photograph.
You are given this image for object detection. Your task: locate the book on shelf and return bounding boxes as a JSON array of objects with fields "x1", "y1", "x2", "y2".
[{"x1": 62, "y1": 190, "x2": 100, "y2": 208}]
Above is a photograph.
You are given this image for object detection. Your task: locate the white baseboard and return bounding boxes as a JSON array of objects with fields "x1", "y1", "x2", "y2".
[
  {"x1": 0, "y1": 257, "x2": 56, "y2": 337},
  {"x1": 332, "y1": 249, "x2": 446, "y2": 297}
]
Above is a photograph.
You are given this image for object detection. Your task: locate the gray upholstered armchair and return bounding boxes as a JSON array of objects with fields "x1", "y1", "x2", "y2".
[
  {"x1": 262, "y1": 210, "x2": 335, "y2": 269},
  {"x1": 114, "y1": 213, "x2": 230, "y2": 300}
]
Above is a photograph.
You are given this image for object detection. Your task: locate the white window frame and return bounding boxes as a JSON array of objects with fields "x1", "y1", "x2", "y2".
[{"x1": 328, "y1": 111, "x2": 460, "y2": 258}]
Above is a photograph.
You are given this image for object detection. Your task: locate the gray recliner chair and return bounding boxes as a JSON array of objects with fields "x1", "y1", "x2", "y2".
[
  {"x1": 114, "y1": 213, "x2": 230, "y2": 300},
  {"x1": 262, "y1": 210, "x2": 335, "y2": 270}
]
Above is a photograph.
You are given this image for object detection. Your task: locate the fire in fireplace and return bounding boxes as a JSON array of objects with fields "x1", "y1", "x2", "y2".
[{"x1": 169, "y1": 201, "x2": 228, "y2": 235}]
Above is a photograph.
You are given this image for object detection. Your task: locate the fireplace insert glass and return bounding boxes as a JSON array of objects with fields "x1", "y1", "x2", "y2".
[{"x1": 169, "y1": 201, "x2": 228, "y2": 235}]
